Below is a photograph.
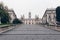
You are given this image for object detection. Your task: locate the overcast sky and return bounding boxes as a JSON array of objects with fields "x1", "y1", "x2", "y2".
[{"x1": 0, "y1": 0, "x2": 60, "y2": 18}]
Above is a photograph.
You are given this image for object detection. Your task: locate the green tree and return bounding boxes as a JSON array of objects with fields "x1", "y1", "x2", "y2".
[
  {"x1": 0, "y1": 3, "x2": 10, "y2": 24},
  {"x1": 56, "y1": 6, "x2": 60, "y2": 25}
]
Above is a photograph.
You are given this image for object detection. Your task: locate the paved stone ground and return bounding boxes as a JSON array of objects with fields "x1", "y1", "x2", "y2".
[
  {"x1": 42, "y1": 25, "x2": 60, "y2": 32},
  {"x1": 0, "y1": 24, "x2": 60, "y2": 40}
]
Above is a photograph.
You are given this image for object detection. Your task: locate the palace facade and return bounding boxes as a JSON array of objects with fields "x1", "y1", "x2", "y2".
[
  {"x1": 20, "y1": 12, "x2": 42, "y2": 24},
  {"x1": 42, "y1": 8, "x2": 56, "y2": 25}
]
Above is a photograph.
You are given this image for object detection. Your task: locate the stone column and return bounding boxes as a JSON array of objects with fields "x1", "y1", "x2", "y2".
[
  {"x1": 51, "y1": 13, "x2": 54, "y2": 22},
  {"x1": 47, "y1": 14, "x2": 49, "y2": 23}
]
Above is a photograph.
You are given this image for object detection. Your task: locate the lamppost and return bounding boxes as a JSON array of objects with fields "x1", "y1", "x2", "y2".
[{"x1": 0, "y1": 17, "x2": 1, "y2": 24}]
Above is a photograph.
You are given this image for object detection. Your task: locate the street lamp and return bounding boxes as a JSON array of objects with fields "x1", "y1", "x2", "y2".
[{"x1": 0, "y1": 17, "x2": 1, "y2": 24}]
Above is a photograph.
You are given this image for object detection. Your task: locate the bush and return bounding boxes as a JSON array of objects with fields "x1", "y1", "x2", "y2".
[{"x1": 13, "y1": 19, "x2": 23, "y2": 24}]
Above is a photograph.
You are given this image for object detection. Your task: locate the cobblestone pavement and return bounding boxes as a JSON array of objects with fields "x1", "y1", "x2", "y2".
[{"x1": 0, "y1": 24, "x2": 60, "y2": 40}]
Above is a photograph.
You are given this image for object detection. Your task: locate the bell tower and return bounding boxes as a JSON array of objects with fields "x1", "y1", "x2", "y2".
[{"x1": 29, "y1": 12, "x2": 31, "y2": 19}]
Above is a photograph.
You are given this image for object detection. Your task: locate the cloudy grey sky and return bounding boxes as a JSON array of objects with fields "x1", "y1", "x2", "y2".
[{"x1": 0, "y1": 0, "x2": 60, "y2": 18}]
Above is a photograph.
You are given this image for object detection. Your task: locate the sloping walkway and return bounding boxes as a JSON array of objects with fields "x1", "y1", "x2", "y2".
[{"x1": 0, "y1": 24, "x2": 60, "y2": 40}]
